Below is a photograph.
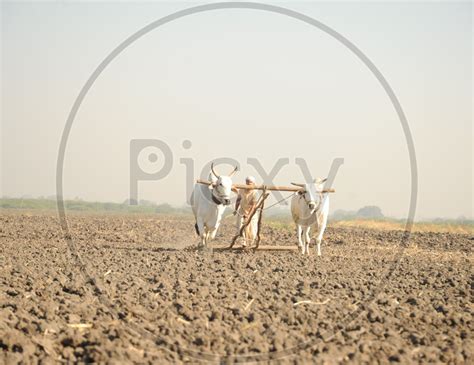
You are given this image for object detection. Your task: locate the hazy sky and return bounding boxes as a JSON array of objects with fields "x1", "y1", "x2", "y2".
[{"x1": 1, "y1": 1, "x2": 472, "y2": 219}]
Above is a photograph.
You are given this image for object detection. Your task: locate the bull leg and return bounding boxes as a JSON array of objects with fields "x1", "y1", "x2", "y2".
[
  {"x1": 297, "y1": 225, "x2": 304, "y2": 250},
  {"x1": 205, "y1": 230, "x2": 211, "y2": 246},
  {"x1": 315, "y1": 214, "x2": 328, "y2": 256},
  {"x1": 305, "y1": 227, "x2": 312, "y2": 255},
  {"x1": 196, "y1": 218, "x2": 206, "y2": 248},
  {"x1": 303, "y1": 226, "x2": 311, "y2": 255},
  {"x1": 315, "y1": 237, "x2": 322, "y2": 256},
  {"x1": 203, "y1": 230, "x2": 215, "y2": 254},
  {"x1": 210, "y1": 220, "x2": 221, "y2": 241},
  {"x1": 209, "y1": 229, "x2": 217, "y2": 240},
  {"x1": 297, "y1": 224, "x2": 304, "y2": 253}
]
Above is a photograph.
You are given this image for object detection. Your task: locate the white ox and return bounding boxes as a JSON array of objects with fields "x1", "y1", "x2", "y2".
[
  {"x1": 290, "y1": 178, "x2": 329, "y2": 255},
  {"x1": 190, "y1": 164, "x2": 237, "y2": 248}
]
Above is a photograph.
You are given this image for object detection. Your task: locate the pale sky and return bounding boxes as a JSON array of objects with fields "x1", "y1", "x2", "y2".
[{"x1": 1, "y1": 1, "x2": 472, "y2": 220}]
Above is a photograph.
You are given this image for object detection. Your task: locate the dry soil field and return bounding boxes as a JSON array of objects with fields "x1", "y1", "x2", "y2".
[{"x1": 1, "y1": 211, "x2": 472, "y2": 364}]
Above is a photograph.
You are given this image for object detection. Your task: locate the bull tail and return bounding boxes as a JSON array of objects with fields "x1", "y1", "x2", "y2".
[{"x1": 194, "y1": 223, "x2": 200, "y2": 236}]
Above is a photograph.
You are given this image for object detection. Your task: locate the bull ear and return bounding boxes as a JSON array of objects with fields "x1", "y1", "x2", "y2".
[
  {"x1": 291, "y1": 182, "x2": 305, "y2": 188},
  {"x1": 229, "y1": 165, "x2": 238, "y2": 177}
]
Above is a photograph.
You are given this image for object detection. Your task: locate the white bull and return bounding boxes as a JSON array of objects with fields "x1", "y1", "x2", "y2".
[
  {"x1": 190, "y1": 163, "x2": 237, "y2": 248},
  {"x1": 290, "y1": 178, "x2": 329, "y2": 255}
]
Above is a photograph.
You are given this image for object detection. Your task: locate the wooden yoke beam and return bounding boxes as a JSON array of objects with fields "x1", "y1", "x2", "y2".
[{"x1": 196, "y1": 179, "x2": 336, "y2": 193}]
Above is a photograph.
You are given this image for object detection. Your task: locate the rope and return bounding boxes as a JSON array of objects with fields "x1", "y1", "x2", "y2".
[
  {"x1": 262, "y1": 192, "x2": 296, "y2": 211},
  {"x1": 223, "y1": 212, "x2": 238, "y2": 220},
  {"x1": 223, "y1": 191, "x2": 295, "y2": 220}
]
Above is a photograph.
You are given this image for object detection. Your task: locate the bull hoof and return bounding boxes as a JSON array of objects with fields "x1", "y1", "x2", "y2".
[{"x1": 200, "y1": 246, "x2": 213, "y2": 254}]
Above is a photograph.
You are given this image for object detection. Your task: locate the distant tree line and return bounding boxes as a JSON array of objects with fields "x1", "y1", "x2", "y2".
[
  {"x1": 2, "y1": 198, "x2": 472, "y2": 225},
  {"x1": 0, "y1": 197, "x2": 191, "y2": 215},
  {"x1": 331, "y1": 206, "x2": 384, "y2": 221}
]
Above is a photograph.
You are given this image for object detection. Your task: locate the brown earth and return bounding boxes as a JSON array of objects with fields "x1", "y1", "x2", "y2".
[{"x1": 0, "y1": 211, "x2": 472, "y2": 364}]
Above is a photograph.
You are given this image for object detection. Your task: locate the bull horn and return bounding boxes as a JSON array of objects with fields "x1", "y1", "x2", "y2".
[
  {"x1": 229, "y1": 165, "x2": 238, "y2": 177},
  {"x1": 210, "y1": 163, "x2": 220, "y2": 179},
  {"x1": 291, "y1": 182, "x2": 305, "y2": 188}
]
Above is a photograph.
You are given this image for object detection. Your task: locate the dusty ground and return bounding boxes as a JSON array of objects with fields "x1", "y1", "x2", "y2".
[{"x1": 0, "y1": 211, "x2": 472, "y2": 364}]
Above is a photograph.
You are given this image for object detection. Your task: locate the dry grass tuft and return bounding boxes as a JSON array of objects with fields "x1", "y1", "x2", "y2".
[{"x1": 293, "y1": 298, "x2": 331, "y2": 307}]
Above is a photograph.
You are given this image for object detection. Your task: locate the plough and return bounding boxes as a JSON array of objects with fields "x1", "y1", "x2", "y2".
[{"x1": 196, "y1": 179, "x2": 335, "y2": 251}]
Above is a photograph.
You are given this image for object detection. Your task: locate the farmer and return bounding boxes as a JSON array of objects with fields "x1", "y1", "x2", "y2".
[{"x1": 234, "y1": 176, "x2": 259, "y2": 247}]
